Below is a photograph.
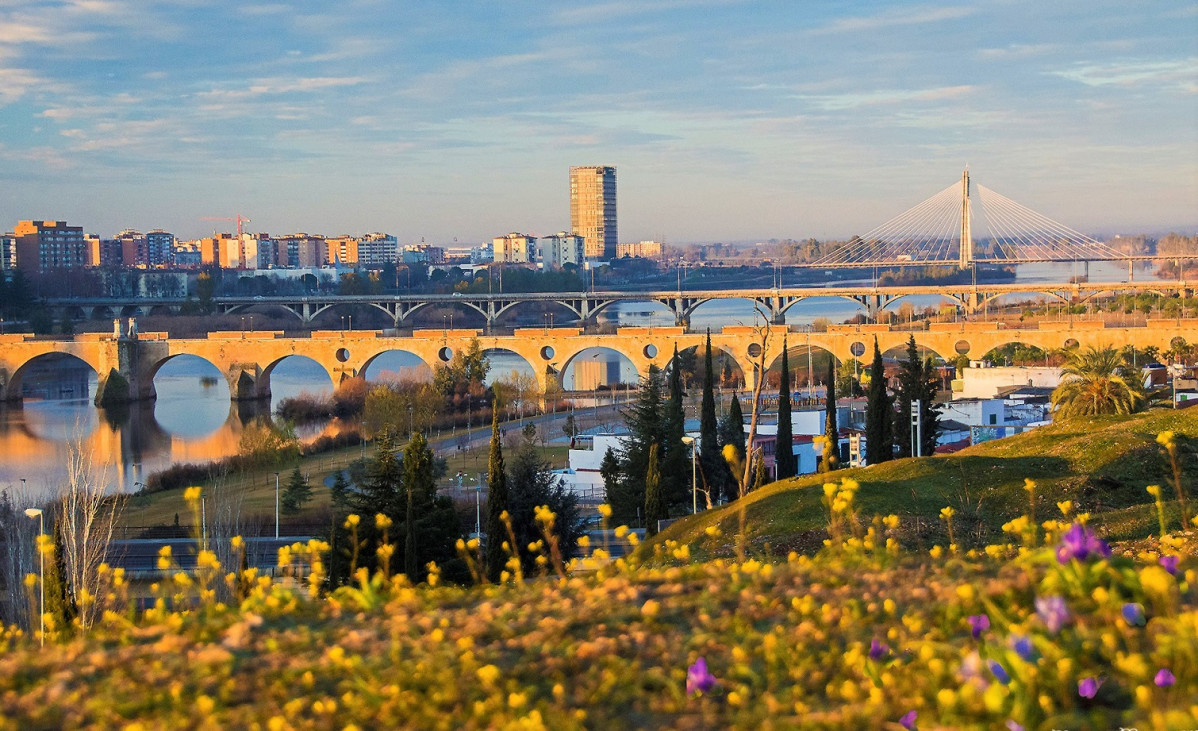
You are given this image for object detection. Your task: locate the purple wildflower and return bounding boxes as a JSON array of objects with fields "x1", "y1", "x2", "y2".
[
  {"x1": 686, "y1": 657, "x2": 716, "y2": 695},
  {"x1": 869, "y1": 639, "x2": 889, "y2": 661},
  {"x1": 1121, "y1": 602, "x2": 1146, "y2": 627},
  {"x1": 1011, "y1": 635, "x2": 1035, "y2": 662},
  {"x1": 1155, "y1": 669, "x2": 1175, "y2": 687},
  {"x1": 1159, "y1": 554, "x2": 1179, "y2": 575},
  {"x1": 967, "y1": 614, "x2": 990, "y2": 639},
  {"x1": 1035, "y1": 595, "x2": 1070, "y2": 634},
  {"x1": 1078, "y1": 677, "x2": 1102, "y2": 699},
  {"x1": 1005, "y1": 721, "x2": 1025, "y2": 731},
  {"x1": 899, "y1": 710, "x2": 918, "y2": 730},
  {"x1": 1056, "y1": 522, "x2": 1111, "y2": 564},
  {"x1": 988, "y1": 659, "x2": 1011, "y2": 685}
]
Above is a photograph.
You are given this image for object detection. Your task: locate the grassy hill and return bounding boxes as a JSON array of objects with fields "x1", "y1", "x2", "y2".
[{"x1": 654, "y1": 408, "x2": 1196, "y2": 557}]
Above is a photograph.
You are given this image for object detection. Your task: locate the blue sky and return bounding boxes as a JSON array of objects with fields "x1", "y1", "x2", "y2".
[{"x1": 1, "y1": 1, "x2": 1195, "y2": 243}]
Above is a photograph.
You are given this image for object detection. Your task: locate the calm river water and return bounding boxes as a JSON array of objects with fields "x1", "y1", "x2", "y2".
[{"x1": 0, "y1": 261, "x2": 1162, "y2": 498}]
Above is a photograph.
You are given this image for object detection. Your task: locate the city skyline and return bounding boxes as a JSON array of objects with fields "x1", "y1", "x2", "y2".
[{"x1": 1, "y1": 1, "x2": 1195, "y2": 243}]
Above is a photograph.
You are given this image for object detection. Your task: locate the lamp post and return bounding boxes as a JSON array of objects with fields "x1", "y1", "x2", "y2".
[
  {"x1": 273, "y1": 472, "x2": 280, "y2": 539},
  {"x1": 682, "y1": 436, "x2": 698, "y2": 514},
  {"x1": 24, "y1": 507, "x2": 44, "y2": 646},
  {"x1": 474, "y1": 476, "x2": 482, "y2": 538}
]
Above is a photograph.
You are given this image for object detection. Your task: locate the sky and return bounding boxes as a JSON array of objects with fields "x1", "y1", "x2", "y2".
[{"x1": 1, "y1": 0, "x2": 1195, "y2": 243}]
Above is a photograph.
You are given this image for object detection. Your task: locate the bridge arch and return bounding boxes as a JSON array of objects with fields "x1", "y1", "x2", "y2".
[
  {"x1": 980, "y1": 290, "x2": 1069, "y2": 310},
  {"x1": 587, "y1": 297, "x2": 675, "y2": 327},
  {"x1": 361, "y1": 348, "x2": 435, "y2": 383},
  {"x1": 558, "y1": 346, "x2": 640, "y2": 391},
  {"x1": 260, "y1": 354, "x2": 337, "y2": 406},
  {"x1": 5, "y1": 352, "x2": 99, "y2": 403},
  {"x1": 777, "y1": 295, "x2": 870, "y2": 322},
  {"x1": 764, "y1": 341, "x2": 840, "y2": 390},
  {"x1": 670, "y1": 343, "x2": 747, "y2": 391}
]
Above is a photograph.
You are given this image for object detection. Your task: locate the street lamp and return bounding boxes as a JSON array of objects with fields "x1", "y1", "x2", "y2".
[
  {"x1": 23, "y1": 508, "x2": 44, "y2": 647},
  {"x1": 681, "y1": 436, "x2": 698, "y2": 514},
  {"x1": 273, "y1": 472, "x2": 280, "y2": 539},
  {"x1": 474, "y1": 476, "x2": 482, "y2": 538}
]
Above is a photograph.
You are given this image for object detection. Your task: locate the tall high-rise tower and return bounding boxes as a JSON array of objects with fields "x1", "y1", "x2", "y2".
[{"x1": 570, "y1": 165, "x2": 617, "y2": 260}]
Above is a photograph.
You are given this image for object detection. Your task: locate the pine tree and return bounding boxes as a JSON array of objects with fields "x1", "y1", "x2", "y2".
[
  {"x1": 483, "y1": 408, "x2": 509, "y2": 582},
  {"x1": 506, "y1": 438, "x2": 583, "y2": 572},
  {"x1": 280, "y1": 467, "x2": 311, "y2": 515},
  {"x1": 354, "y1": 432, "x2": 404, "y2": 519},
  {"x1": 643, "y1": 443, "x2": 666, "y2": 537},
  {"x1": 330, "y1": 471, "x2": 351, "y2": 514},
  {"x1": 660, "y1": 344, "x2": 689, "y2": 508},
  {"x1": 775, "y1": 334, "x2": 796, "y2": 480},
  {"x1": 44, "y1": 518, "x2": 76, "y2": 637},
  {"x1": 600, "y1": 447, "x2": 630, "y2": 518},
  {"x1": 865, "y1": 338, "x2": 893, "y2": 465},
  {"x1": 893, "y1": 336, "x2": 918, "y2": 458},
  {"x1": 917, "y1": 356, "x2": 943, "y2": 457},
  {"x1": 620, "y1": 364, "x2": 665, "y2": 523}
]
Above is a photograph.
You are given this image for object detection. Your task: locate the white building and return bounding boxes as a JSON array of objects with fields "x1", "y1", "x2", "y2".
[
  {"x1": 555, "y1": 433, "x2": 625, "y2": 499},
  {"x1": 359, "y1": 233, "x2": 398, "y2": 267},
  {"x1": 954, "y1": 365, "x2": 1062, "y2": 400},
  {"x1": 493, "y1": 233, "x2": 535, "y2": 264},
  {"x1": 536, "y1": 232, "x2": 585, "y2": 270}
]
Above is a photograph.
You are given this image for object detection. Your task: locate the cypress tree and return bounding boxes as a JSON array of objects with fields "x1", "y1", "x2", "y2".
[
  {"x1": 823, "y1": 357, "x2": 839, "y2": 471},
  {"x1": 44, "y1": 518, "x2": 76, "y2": 636},
  {"x1": 775, "y1": 334, "x2": 796, "y2": 480},
  {"x1": 865, "y1": 338, "x2": 893, "y2": 465},
  {"x1": 643, "y1": 443, "x2": 666, "y2": 537},
  {"x1": 661, "y1": 344, "x2": 689, "y2": 508},
  {"x1": 483, "y1": 408, "x2": 509, "y2": 582},
  {"x1": 402, "y1": 431, "x2": 434, "y2": 582},
  {"x1": 718, "y1": 392, "x2": 746, "y2": 457},
  {"x1": 699, "y1": 331, "x2": 719, "y2": 464}
]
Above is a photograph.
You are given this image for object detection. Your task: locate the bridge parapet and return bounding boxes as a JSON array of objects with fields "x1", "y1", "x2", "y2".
[{"x1": 207, "y1": 330, "x2": 288, "y2": 340}]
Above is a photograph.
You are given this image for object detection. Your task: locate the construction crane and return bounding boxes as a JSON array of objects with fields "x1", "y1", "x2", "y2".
[{"x1": 199, "y1": 214, "x2": 252, "y2": 238}]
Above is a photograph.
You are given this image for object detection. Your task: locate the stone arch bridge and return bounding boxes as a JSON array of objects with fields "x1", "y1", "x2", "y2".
[{"x1": 3, "y1": 318, "x2": 1196, "y2": 407}]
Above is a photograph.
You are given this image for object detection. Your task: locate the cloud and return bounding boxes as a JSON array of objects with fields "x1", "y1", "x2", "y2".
[
  {"x1": 977, "y1": 43, "x2": 1057, "y2": 60},
  {"x1": 811, "y1": 5, "x2": 974, "y2": 35},
  {"x1": 195, "y1": 76, "x2": 370, "y2": 103},
  {"x1": 0, "y1": 66, "x2": 49, "y2": 103},
  {"x1": 549, "y1": 0, "x2": 745, "y2": 26},
  {"x1": 1053, "y1": 58, "x2": 1198, "y2": 91},
  {"x1": 799, "y1": 85, "x2": 976, "y2": 111}
]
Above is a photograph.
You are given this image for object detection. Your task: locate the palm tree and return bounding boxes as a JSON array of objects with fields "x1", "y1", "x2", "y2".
[{"x1": 1050, "y1": 345, "x2": 1147, "y2": 418}]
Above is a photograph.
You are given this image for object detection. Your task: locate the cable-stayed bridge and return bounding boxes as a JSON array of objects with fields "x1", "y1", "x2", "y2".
[{"x1": 802, "y1": 170, "x2": 1195, "y2": 269}]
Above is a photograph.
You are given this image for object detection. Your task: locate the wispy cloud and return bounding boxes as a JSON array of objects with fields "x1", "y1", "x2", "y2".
[
  {"x1": 799, "y1": 85, "x2": 976, "y2": 112},
  {"x1": 1053, "y1": 58, "x2": 1198, "y2": 91},
  {"x1": 977, "y1": 43, "x2": 1057, "y2": 60},
  {"x1": 810, "y1": 5, "x2": 974, "y2": 35},
  {"x1": 196, "y1": 76, "x2": 371, "y2": 103}
]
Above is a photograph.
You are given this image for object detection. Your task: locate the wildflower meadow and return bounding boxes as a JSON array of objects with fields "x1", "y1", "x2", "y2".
[{"x1": 2, "y1": 479, "x2": 1195, "y2": 730}]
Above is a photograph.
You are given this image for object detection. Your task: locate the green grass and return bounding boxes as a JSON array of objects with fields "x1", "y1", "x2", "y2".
[
  {"x1": 119, "y1": 436, "x2": 571, "y2": 531},
  {"x1": 654, "y1": 408, "x2": 1196, "y2": 556}
]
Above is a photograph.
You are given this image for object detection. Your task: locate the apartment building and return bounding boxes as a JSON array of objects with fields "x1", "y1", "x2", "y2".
[
  {"x1": 537, "y1": 232, "x2": 585, "y2": 269},
  {"x1": 569, "y1": 165, "x2": 617, "y2": 259},
  {"x1": 492, "y1": 233, "x2": 536, "y2": 264},
  {"x1": 13, "y1": 220, "x2": 89, "y2": 272}
]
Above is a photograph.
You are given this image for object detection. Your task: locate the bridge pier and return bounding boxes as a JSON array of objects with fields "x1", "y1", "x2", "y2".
[
  {"x1": 94, "y1": 320, "x2": 161, "y2": 407},
  {"x1": 228, "y1": 364, "x2": 272, "y2": 402}
]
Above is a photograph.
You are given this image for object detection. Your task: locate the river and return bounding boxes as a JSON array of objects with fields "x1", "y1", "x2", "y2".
[{"x1": 0, "y1": 261, "x2": 1167, "y2": 498}]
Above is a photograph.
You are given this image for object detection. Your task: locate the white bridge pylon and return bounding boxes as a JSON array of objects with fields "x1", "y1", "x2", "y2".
[{"x1": 807, "y1": 170, "x2": 1128, "y2": 269}]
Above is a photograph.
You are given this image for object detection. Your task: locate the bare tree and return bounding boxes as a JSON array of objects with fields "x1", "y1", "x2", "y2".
[
  {"x1": 57, "y1": 438, "x2": 125, "y2": 632},
  {"x1": 734, "y1": 309, "x2": 772, "y2": 561},
  {"x1": 0, "y1": 488, "x2": 38, "y2": 630}
]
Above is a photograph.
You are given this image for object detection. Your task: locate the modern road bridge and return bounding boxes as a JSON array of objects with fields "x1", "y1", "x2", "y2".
[{"x1": 43, "y1": 278, "x2": 1192, "y2": 330}]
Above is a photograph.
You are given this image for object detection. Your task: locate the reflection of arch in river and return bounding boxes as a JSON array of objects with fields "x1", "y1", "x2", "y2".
[{"x1": 559, "y1": 347, "x2": 639, "y2": 390}]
